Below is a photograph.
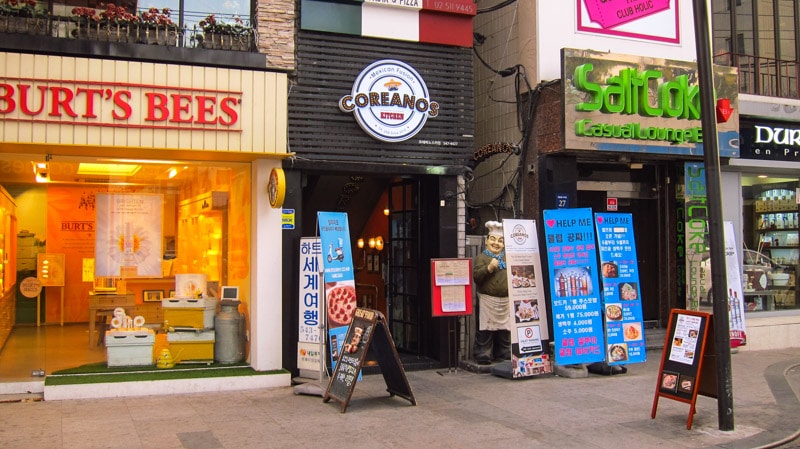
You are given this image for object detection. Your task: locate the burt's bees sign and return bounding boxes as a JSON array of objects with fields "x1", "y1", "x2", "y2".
[
  {"x1": 0, "y1": 52, "x2": 288, "y2": 155},
  {"x1": 339, "y1": 59, "x2": 439, "y2": 143}
]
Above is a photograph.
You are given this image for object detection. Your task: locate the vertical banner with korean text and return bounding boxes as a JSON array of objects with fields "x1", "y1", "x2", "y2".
[
  {"x1": 297, "y1": 237, "x2": 322, "y2": 376},
  {"x1": 595, "y1": 213, "x2": 646, "y2": 365},
  {"x1": 685, "y1": 162, "x2": 709, "y2": 311},
  {"x1": 503, "y1": 219, "x2": 552, "y2": 378},
  {"x1": 543, "y1": 208, "x2": 605, "y2": 365},
  {"x1": 724, "y1": 221, "x2": 747, "y2": 347},
  {"x1": 317, "y1": 212, "x2": 357, "y2": 366}
]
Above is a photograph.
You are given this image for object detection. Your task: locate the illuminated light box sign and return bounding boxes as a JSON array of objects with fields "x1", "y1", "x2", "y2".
[{"x1": 562, "y1": 48, "x2": 740, "y2": 157}]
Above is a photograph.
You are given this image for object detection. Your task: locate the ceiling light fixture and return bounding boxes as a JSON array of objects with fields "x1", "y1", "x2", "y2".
[{"x1": 77, "y1": 163, "x2": 141, "y2": 177}]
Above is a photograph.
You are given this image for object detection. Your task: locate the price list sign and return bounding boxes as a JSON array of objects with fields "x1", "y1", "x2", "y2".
[
  {"x1": 543, "y1": 208, "x2": 604, "y2": 365},
  {"x1": 594, "y1": 213, "x2": 646, "y2": 366}
]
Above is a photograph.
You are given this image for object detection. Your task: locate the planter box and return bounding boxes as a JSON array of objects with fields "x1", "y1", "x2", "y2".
[
  {"x1": 167, "y1": 330, "x2": 215, "y2": 363},
  {"x1": 105, "y1": 329, "x2": 155, "y2": 367},
  {"x1": 162, "y1": 297, "x2": 218, "y2": 330}
]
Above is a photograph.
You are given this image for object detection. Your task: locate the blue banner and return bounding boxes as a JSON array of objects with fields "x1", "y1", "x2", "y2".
[
  {"x1": 543, "y1": 208, "x2": 605, "y2": 365},
  {"x1": 594, "y1": 213, "x2": 647, "y2": 365},
  {"x1": 317, "y1": 212, "x2": 358, "y2": 369}
]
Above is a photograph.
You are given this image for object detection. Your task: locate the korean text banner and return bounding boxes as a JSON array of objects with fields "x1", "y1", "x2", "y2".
[
  {"x1": 297, "y1": 238, "x2": 322, "y2": 374},
  {"x1": 595, "y1": 212, "x2": 646, "y2": 365},
  {"x1": 503, "y1": 219, "x2": 552, "y2": 378},
  {"x1": 543, "y1": 208, "x2": 605, "y2": 365},
  {"x1": 317, "y1": 212, "x2": 358, "y2": 367}
]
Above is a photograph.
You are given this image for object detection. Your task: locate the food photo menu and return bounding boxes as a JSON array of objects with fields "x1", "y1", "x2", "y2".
[
  {"x1": 595, "y1": 213, "x2": 647, "y2": 365},
  {"x1": 543, "y1": 208, "x2": 605, "y2": 366}
]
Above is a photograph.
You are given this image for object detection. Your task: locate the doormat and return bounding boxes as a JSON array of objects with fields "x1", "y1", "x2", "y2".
[{"x1": 46, "y1": 362, "x2": 287, "y2": 386}]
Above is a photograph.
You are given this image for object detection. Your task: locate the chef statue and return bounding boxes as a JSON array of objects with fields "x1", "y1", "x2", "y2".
[{"x1": 473, "y1": 220, "x2": 511, "y2": 365}]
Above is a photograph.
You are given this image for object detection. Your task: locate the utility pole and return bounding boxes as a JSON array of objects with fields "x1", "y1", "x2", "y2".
[{"x1": 691, "y1": 0, "x2": 735, "y2": 431}]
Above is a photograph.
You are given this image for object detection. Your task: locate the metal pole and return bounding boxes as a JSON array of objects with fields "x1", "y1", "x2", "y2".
[{"x1": 691, "y1": 0, "x2": 735, "y2": 431}]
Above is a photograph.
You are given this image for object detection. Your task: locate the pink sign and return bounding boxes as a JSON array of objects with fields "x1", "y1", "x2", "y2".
[{"x1": 583, "y1": 0, "x2": 671, "y2": 29}]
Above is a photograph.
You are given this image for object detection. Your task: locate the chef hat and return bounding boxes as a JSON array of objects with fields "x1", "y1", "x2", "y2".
[{"x1": 485, "y1": 221, "x2": 503, "y2": 237}]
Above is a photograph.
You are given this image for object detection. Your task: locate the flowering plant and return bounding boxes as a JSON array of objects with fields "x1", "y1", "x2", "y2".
[
  {"x1": 71, "y1": 3, "x2": 140, "y2": 26},
  {"x1": 0, "y1": 0, "x2": 46, "y2": 18},
  {"x1": 198, "y1": 14, "x2": 247, "y2": 35},
  {"x1": 140, "y1": 7, "x2": 174, "y2": 27}
]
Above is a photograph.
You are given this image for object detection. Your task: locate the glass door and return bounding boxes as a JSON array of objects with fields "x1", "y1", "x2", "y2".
[{"x1": 387, "y1": 179, "x2": 420, "y2": 353}]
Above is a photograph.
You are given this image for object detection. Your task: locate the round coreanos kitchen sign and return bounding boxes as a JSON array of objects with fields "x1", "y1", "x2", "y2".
[{"x1": 339, "y1": 59, "x2": 439, "y2": 142}]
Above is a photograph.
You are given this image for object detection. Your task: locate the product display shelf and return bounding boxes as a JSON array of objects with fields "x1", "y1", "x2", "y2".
[{"x1": 753, "y1": 183, "x2": 799, "y2": 310}]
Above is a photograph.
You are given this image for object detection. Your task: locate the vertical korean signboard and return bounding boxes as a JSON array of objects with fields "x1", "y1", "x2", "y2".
[
  {"x1": 595, "y1": 213, "x2": 646, "y2": 365},
  {"x1": 543, "y1": 208, "x2": 604, "y2": 365},
  {"x1": 297, "y1": 237, "x2": 322, "y2": 376},
  {"x1": 317, "y1": 212, "x2": 358, "y2": 364},
  {"x1": 685, "y1": 162, "x2": 709, "y2": 311},
  {"x1": 502, "y1": 219, "x2": 552, "y2": 377}
]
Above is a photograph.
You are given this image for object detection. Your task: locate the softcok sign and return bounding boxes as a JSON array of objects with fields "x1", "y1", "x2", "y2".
[{"x1": 339, "y1": 59, "x2": 439, "y2": 142}]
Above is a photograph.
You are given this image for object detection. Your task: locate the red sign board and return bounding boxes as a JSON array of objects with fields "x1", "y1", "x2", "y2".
[{"x1": 607, "y1": 197, "x2": 618, "y2": 211}]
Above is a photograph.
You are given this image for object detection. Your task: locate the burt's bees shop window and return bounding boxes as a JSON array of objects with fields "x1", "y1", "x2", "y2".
[
  {"x1": 0, "y1": 155, "x2": 251, "y2": 380},
  {"x1": 743, "y1": 174, "x2": 800, "y2": 312}
]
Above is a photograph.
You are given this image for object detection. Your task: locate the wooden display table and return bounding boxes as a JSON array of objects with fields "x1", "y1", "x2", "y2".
[{"x1": 88, "y1": 292, "x2": 135, "y2": 347}]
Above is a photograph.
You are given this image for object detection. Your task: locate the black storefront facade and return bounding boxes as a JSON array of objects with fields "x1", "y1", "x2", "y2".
[{"x1": 281, "y1": 30, "x2": 475, "y2": 374}]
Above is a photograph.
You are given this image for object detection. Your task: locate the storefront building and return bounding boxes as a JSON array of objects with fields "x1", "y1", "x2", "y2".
[
  {"x1": 282, "y1": 0, "x2": 476, "y2": 374},
  {"x1": 0, "y1": 1, "x2": 294, "y2": 397},
  {"x1": 472, "y1": 1, "x2": 800, "y2": 353}
]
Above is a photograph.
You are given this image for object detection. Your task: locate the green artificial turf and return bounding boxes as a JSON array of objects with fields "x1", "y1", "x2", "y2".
[{"x1": 46, "y1": 362, "x2": 288, "y2": 386}]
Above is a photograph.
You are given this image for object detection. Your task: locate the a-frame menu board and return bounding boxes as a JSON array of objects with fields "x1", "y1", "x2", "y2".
[
  {"x1": 323, "y1": 308, "x2": 417, "y2": 413},
  {"x1": 651, "y1": 309, "x2": 716, "y2": 429}
]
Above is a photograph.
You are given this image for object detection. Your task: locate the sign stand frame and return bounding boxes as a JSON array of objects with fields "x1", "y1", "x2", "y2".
[
  {"x1": 323, "y1": 308, "x2": 416, "y2": 413},
  {"x1": 651, "y1": 309, "x2": 716, "y2": 429},
  {"x1": 429, "y1": 258, "x2": 473, "y2": 375}
]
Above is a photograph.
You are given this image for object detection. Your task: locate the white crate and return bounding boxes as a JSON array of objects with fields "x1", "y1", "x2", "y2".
[{"x1": 105, "y1": 330, "x2": 155, "y2": 367}]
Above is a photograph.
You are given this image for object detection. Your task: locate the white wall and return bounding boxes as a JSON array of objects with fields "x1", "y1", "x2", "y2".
[
  {"x1": 250, "y1": 159, "x2": 285, "y2": 373},
  {"x1": 536, "y1": 0, "x2": 699, "y2": 81}
]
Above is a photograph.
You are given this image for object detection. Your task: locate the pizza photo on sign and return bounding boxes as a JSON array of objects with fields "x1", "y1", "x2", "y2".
[{"x1": 326, "y1": 282, "x2": 357, "y2": 328}]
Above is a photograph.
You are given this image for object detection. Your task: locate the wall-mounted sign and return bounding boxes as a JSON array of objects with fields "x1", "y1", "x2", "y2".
[
  {"x1": 339, "y1": 59, "x2": 439, "y2": 142},
  {"x1": 269, "y1": 168, "x2": 286, "y2": 208},
  {"x1": 562, "y1": 48, "x2": 740, "y2": 157},
  {"x1": 577, "y1": 0, "x2": 679, "y2": 44},
  {"x1": 740, "y1": 119, "x2": 800, "y2": 162}
]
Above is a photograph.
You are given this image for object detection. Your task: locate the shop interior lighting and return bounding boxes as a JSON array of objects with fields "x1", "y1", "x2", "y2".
[
  {"x1": 32, "y1": 162, "x2": 49, "y2": 183},
  {"x1": 77, "y1": 163, "x2": 141, "y2": 177}
]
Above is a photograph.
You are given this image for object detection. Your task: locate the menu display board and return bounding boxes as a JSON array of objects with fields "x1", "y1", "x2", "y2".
[
  {"x1": 502, "y1": 219, "x2": 551, "y2": 378},
  {"x1": 324, "y1": 308, "x2": 416, "y2": 413},
  {"x1": 431, "y1": 258, "x2": 473, "y2": 316},
  {"x1": 543, "y1": 208, "x2": 605, "y2": 365},
  {"x1": 651, "y1": 309, "x2": 715, "y2": 429},
  {"x1": 594, "y1": 213, "x2": 646, "y2": 365}
]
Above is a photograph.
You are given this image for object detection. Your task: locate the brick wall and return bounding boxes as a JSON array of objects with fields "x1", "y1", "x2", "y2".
[{"x1": 256, "y1": 0, "x2": 296, "y2": 72}]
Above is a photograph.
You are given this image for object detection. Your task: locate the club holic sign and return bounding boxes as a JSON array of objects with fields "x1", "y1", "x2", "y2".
[
  {"x1": 582, "y1": 0, "x2": 670, "y2": 29},
  {"x1": 0, "y1": 77, "x2": 242, "y2": 130}
]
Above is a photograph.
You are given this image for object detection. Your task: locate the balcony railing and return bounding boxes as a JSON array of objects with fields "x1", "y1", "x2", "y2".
[
  {"x1": 0, "y1": 14, "x2": 255, "y2": 52},
  {"x1": 714, "y1": 52, "x2": 799, "y2": 100}
]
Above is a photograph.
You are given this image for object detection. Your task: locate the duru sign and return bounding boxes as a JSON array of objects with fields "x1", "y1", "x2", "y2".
[
  {"x1": 740, "y1": 120, "x2": 800, "y2": 162},
  {"x1": 339, "y1": 59, "x2": 439, "y2": 143},
  {"x1": 562, "y1": 48, "x2": 740, "y2": 157}
]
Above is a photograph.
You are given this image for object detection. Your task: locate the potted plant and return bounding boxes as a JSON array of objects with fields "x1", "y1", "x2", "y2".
[
  {"x1": 138, "y1": 7, "x2": 177, "y2": 45},
  {"x1": 71, "y1": 3, "x2": 139, "y2": 42},
  {"x1": 197, "y1": 13, "x2": 251, "y2": 51},
  {"x1": 0, "y1": 0, "x2": 48, "y2": 34}
]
